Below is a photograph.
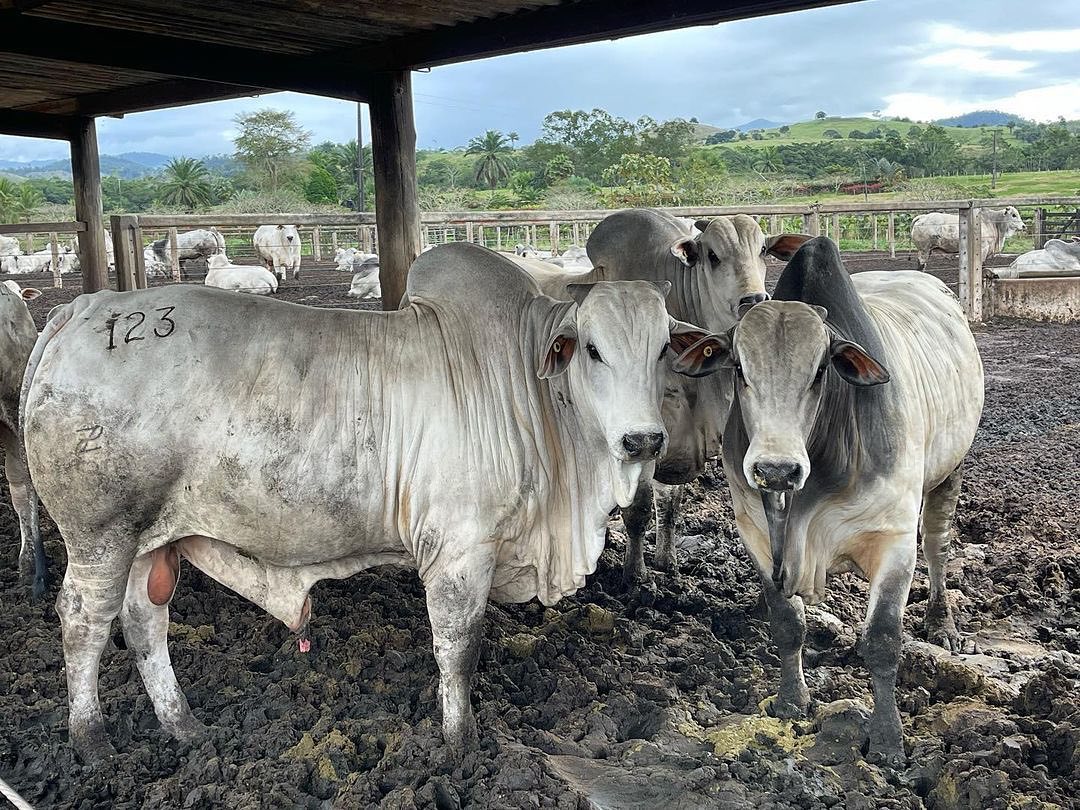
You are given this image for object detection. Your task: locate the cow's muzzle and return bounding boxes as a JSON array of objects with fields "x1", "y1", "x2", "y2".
[
  {"x1": 621, "y1": 431, "x2": 666, "y2": 460},
  {"x1": 751, "y1": 457, "x2": 804, "y2": 491}
]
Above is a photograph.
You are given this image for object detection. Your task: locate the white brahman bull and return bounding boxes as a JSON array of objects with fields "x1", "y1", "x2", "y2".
[
  {"x1": 151, "y1": 228, "x2": 227, "y2": 265},
  {"x1": 254, "y1": 224, "x2": 302, "y2": 282},
  {"x1": 0, "y1": 235, "x2": 21, "y2": 257},
  {"x1": 911, "y1": 207, "x2": 1025, "y2": 270},
  {"x1": 203, "y1": 254, "x2": 278, "y2": 295},
  {"x1": 348, "y1": 257, "x2": 381, "y2": 300},
  {"x1": 524, "y1": 208, "x2": 804, "y2": 585},
  {"x1": 22, "y1": 242, "x2": 722, "y2": 761},
  {"x1": 698, "y1": 236, "x2": 983, "y2": 766},
  {"x1": 0, "y1": 281, "x2": 44, "y2": 597},
  {"x1": 1, "y1": 250, "x2": 53, "y2": 275}
]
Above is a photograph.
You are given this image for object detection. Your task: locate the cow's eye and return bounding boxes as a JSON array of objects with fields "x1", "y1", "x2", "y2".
[
  {"x1": 735, "y1": 364, "x2": 746, "y2": 384},
  {"x1": 586, "y1": 343, "x2": 603, "y2": 362},
  {"x1": 658, "y1": 344, "x2": 669, "y2": 362},
  {"x1": 760, "y1": 244, "x2": 768, "y2": 256},
  {"x1": 708, "y1": 250, "x2": 719, "y2": 264},
  {"x1": 814, "y1": 364, "x2": 828, "y2": 383}
]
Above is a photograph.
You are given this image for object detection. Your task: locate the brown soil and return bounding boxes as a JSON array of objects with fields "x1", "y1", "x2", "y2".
[{"x1": 0, "y1": 253, "x2": 1077, "y2": 809}]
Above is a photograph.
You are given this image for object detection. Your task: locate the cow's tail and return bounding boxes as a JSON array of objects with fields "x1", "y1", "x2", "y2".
[{"x1": 18, "y1": 300, "x2": 77, "y2": 600}]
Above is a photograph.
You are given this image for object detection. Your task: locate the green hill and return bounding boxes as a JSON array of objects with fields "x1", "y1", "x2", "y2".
[{"x1": 707, "y1": 116, "x2": 1021, "y2": 148}]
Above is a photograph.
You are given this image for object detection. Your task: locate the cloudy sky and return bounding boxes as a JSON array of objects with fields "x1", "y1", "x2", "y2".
[{"x1": 1, "y1": 0, "x2": 1077, "y2": 162}]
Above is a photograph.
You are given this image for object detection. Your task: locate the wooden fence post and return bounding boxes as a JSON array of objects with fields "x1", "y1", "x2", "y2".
[
  {"x1": 496, "y1": 226, "x2": 502, "y2": 250},
  {"x1": 1033, "y1": 207, "x2": 1046, "y2": 250},
  {"x1": 963, "y1": 205, "x2": 983, "y2": 322},
  {"x1": 111, "y1": 215, "x2": 146, "y2": 291},
  {"x1": 312, "y1": 226, "x2": 322, "y2": 262},
  {"x1": 769, "y1": 214, "x2": 779, "y2": 234},
  {"x1": 48, "y1": 231, "x2": 61, "y2": 289},
  {"x1": 549, "y1": 221, "x2": 559, "y2": 255},
  {"x1": 872, "y1": 215, "x2": 879, "y2": 250},
  {"x1": 887, "y1": 213, "x2": 896, "y2": 258},
  {"x1": 807, "y1": 208, "x2": 821, "y2": 237},
  {"x1": 465, "y1": 222, "x2": 474, "y2": 244},
  {"x1": 331, "y1": 230, "x2": 338, "y2": 254},
  {"x1": 831, "y1": 213, "x2": 840, "y2": 245},
  {"x1": 167, "y1": 227, "x2": 180, "y2": 282}
]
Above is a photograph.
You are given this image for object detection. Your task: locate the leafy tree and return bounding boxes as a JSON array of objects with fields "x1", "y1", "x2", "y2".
[
  {"x1": 158, "y1": 157, "x2": 213, "y2": 210},
  {"x1": 751, "y1": 131, "x2": 765, "y2": 141},
  {"x1": 601, "y1": 153, "x2": 675, "y2": 206},
  {"x1": 752, "y1": 147, "x2": 783, "y2": 173},
  {"x1": 508, "y1": 131, "x2": 520, "y2": 148},
  {"x1": 637, "y1": 117, "x2": 696, "y2": 163},
  {"x1": 907, "y1": 124, "x2": 961, "y2": 175},
  {"x1": 233, "y1": 109, "x2": 311, "y2": 192},
  {"x1": 544, "y1": 154, "x2": 575, "y2": 183},
  {"x1": 466, "y1": 130, "x2": 514, "y2": 189},
  {"x1": 541, "y1": 108, "x2": 638, "y2": 180},
  {"x1": 304, "y1": 165, "x2": 338, "y2": 204},
  {"x1": 705, "y1": 129, "x2": 738, "y2": 144},
  {"x1": 815, "y1": 111, "x2": 827, "y2": 120},
  {"x1": 0, "y1": 178, "x2": 17, "y2": 222},
  {"x1": 14, "y1": 184, "x2": 43, "y2": 221},
  {"x1": 822, "y1": 129, "x2": 842, "y2": 139},
  {"x1": 848, "y1": 130, "x2": 869, "y2": 139},
  {"x1": 779, "y1": 125, "x2": 791, "y2": 134}
]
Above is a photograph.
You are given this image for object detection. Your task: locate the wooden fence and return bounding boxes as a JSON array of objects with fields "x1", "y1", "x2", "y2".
[{"x1": 0, "y1": 220, "x2": 86, "y2": 288}]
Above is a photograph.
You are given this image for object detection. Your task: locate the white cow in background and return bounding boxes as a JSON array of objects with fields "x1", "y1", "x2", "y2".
[
  {"x1": 545, "y1": 245, "x2": 592, "y2": 270},
  {"x1": 2, "y1": 250, "x2": 53, "y2": 275},
  {"x1": 204, "y1": 254, "x2": 277, "y2": 295},
  {"x1": 910, "y1": 206, "x2": 1025, "y2": 270},
  {"x1": 143, "y1": 248, "x2": 169, "y2": 278},
  {"x1": 997, "y1": 238, "x2": 1080, "y2": 278},
  {"x1": 254, "y1": 224, "x2": 302, "y2": 282},
  {"x1": 334, "y1": 247, "x2": 380, "y2": 272},
  {"x1": 0, "y1": 236, "x2": 21, "y2": 257},
  {"x1": 151, "y1": 228, "x2": 227, "y2": 265},
  {"x1": 515, "y1": 243, "x2": 553, "y2": 259},
  {"x1": 348, "y1": 257, "x2": 381, "y2": 299}
]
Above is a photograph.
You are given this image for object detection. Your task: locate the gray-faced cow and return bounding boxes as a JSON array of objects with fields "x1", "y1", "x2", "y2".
[
  {"x1": 253, "y1": 224, "x2": 302, "y2": 282},
  {"x1": 22, "y1": 243, "x2": 720, "y2": 761},
  {"x1": 527, "y1": 207, "x2": 806, "y2": 584},
  {"x1": 911, "y1": 206, "x2": 1025, "y2": 270},
  {"x1": 684, "y1": 236, "x2": 983, "y2": 764}
]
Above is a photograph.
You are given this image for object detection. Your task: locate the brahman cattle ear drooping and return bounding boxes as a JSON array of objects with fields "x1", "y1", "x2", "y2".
[
  {"x1": 694, "y1": 219, "x2": 711, "y2": 233},
  {"x1": 652, "y1": 280, "x2": 673, "y2": 299},
  {"x1": 763, "y1": 233, "x2": 814, "y2": 261},
  {"x1": 566, "y1": 282, "x2": 594, "y2": 306},
  {"x1": 670, "y1": 234, "x2": 701, "y2": 267},
  {"x1": 829, "y1": 339, "x2": 891, "y2": 386},
  {"x1": 668, "y1": 319, "x2": 732, "y2": 378}
]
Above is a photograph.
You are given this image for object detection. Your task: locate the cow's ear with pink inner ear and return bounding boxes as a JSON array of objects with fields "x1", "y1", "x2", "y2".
[{"x1": 670, "y1": 236, "x2": 701, "y2": 267}]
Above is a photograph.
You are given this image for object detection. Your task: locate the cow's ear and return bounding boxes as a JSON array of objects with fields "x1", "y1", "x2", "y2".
[
  {"x1": 669, "y1": 319, "x2": 733, "y2": 378},
  {"x1": 21, "y1": 287, "x2": 42, "y2": 301},
  {"x1": 670, "y1": 235, "x2": 701, "y2": 267},
  {"x1": 764, "y1": 233, "x2": 813, "y2": 260},
  {"x1": 566, "y1": 283, "x2": 594, "y2": 306},
  {"x1": 538, "y1": 324, "x2": 577, "y2": 379},
  {"x1": 653, "y1": 280, "x2": 672, "y2": 299},
  {"x1": 276, "y1": 224, "x2": 284, "y2": 230},
  {"x1": 694, "y1": 219, "x2": 711, "y2": 233},
  {"x1": 830, "y1": 339, "x2": 890, "y2": 386}
]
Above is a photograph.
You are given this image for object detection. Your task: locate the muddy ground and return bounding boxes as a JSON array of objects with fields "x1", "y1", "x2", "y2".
[{"x1": 0, "y1": 252, "x2": 1077, "y2": 809}]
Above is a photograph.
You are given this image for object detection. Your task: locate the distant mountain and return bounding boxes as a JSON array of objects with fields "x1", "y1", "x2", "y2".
[
  {"x1": 933, "y1": 110, "x2": 1025, "y2": 128},
  {"x1": 0, "y1": 152, "x2": 241, "y2": 179},
  {"x1": 734, "y1": 118, "x2": 785, "y2": 132}
]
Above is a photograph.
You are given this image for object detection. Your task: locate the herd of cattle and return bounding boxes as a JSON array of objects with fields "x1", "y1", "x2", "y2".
[{"x1": 0, "y1": 199, "x2": 1044, "y2": 773}]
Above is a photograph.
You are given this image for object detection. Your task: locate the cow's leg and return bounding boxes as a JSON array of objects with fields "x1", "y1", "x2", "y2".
[
  {"x1": 861, "y1": 539, "x2": 916, "y2": 767},
  {"x1": 761, "y1": 573, "x2": 810, "y2": 717},
  {"x1": 921, "y1": 468, "x2": 963, "y2": 651},
  {"x1": 5, "y1": 445, "x2": 45, "y2": 598},
  {"x1": 422, "y1": 544, "x2": 495, "y2": 753},
  {"x1": 56, "y1": 552, "x2": 130, "y2": 760},
  {"x1": 621, "y1": 480, "x2": 652, "y2": 585},
  {"x1": 652, "y1": 481, "x2": 685, "y2": 573},
  {"x1": 120, "y1": 550, "x2": 205, "y2": 741}
]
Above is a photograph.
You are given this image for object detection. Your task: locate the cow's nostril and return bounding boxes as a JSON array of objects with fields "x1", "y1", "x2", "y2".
[
  {"x1": 622, "y1": 431, "x2": 666, "y2": 459},
  {"x1": 739, "y1": 293, "x2": 769, "y2": 308},
  {"x1": 751, "y1": 459, "x2": 802, "y2": 490}
]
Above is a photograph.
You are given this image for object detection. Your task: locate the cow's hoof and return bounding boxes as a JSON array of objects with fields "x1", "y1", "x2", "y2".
[
  {"x1": 442, "y1": 719, "x2": 479, "y2": 759},
  {"x1": 866, "y1": 740, "x2": 906, "y2": 769},
  {"x1": 163, "y1": 713, "x2": 208, "y2": 743},
  {"x1": 867, "y1": 718, "x2": 906, "y2": 768},
  {"x1": 620, "y1": 564, "x2": 650, "y2": 590},
  {"x1": 761, "y1": 693, "x2": 808, "y2": 720},
  {"x1": 653, "y1": 551, "x2": 679, "y2": 574},
  {"x1": 924, "y1": 598, "x2": 960, "y2": 653},
  {"x1": 71, "y1": 725, "x2": 117, "y2": 764}
]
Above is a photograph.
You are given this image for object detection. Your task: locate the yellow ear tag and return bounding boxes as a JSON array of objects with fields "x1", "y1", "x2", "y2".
[{"x1": 703, "y1": 346, "x2": 713, "y2": 357}]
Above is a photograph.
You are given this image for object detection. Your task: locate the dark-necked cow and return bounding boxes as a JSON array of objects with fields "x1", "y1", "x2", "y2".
[
  {"x1": 525, "y1": 207, "x2": 806, "y2": 583},
  {"x1": 676, "y1": 236, "x2": 984, "y2": 763}
]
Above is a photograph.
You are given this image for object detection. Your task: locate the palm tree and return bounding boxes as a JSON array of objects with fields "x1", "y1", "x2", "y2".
[
  {"x1": 508, "y1": 131, "x2": 520, "y2": 148},
  {"x1": 466, "y1": 130, "x2": 514, "y2": 190},
  {"x1": 0, "y1": 177, "x2": 19, "y2": 222},
  {"x1": 14, "y1": 184, "x2": 43, "y2": 221},
  {"x1": 158, "y1": 157, "x2": 213, "y2": 210},
  {"x1": 752, "y1": 147, "x2": 783, "y2": 174}
]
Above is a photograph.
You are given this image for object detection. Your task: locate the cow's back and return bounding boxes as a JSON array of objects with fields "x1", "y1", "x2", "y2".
[{"x1": 855, "y1": 271, "x2": 983, "y2": 490}]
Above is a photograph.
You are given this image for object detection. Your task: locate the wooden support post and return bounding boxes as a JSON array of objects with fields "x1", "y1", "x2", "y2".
[
  {"x1": 805, "y1": 209, "x2": 821, "y2": 237},
  {"x1": 958, "y1": 205, "x2": 983, "y2": 322},
  {"x1": 477, "y1": 225, "x2": 485, "y2": 247},
  {"x1": 496, "y1": 226, "x2": 502, "y2": 250},
  {"x1": 769, "y1": 214, "x2": 779, "y2": 234},
  {"x1": 370, "y1": 70, "x2": 420, "y2": 310},
  {"x1": 465, "y1": 222, "x2": 474, "y2": 244},
  {"x1": 831, "y1": 214, "x2": 840, "y2": 246},
  {"x1": 313, "y1": 226, "x2": 322, "y2": 262},
  {"x1": 111, "y1": 215, "x2": 146, "y2": 291},
  {"x1": 48, "y1": 231, "x2": 61, "y2": 289},
  {"x1": 887, "y1": 212, "x2": 896, "y2": 258},
  {"x1": 1034, "y1": 208, "x2": 1046, "y2": 250},
  {"x1": 572, "y1": 222, "x2": 580, "y2": 245},
  {"x1": 167, "y1": 227, "x2": 181, "y2": 282},
  {"x1": 549, "y1": 221, "x2": 559, "y2": 255},
  {"x1": 872, "y1": 215, "x2": 879, "y2": 250},
  {"x1": 69, "y1": 117, "x2": 108, "y2": 292},
  {"x1": 331, "y1": 230, "x2": 338, "y2": 254},
  {"x1": 24, "y1": 233, "x2": 33, "y2": 254}
]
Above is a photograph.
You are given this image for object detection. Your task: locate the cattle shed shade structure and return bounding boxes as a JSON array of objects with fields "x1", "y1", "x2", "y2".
[{"x1": 0, "y1": 0, "x2": 862, "y2": 306}]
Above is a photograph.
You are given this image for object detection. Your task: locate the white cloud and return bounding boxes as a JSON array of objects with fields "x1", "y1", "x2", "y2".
[
  {"x1": 928, "y1": 23, "x2": 1080, "y2": 53},
  {"x1": 882, "y1": 81, "x2": 1080, "y2": 122},
  {"x1": 918, "y1": 48, "x2": 1034, "y2": 76}
]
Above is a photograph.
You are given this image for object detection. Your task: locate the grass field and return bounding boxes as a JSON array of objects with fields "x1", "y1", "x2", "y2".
[{"x1": 708, "y1": 116, "x2": 1019, "y2": 149}]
